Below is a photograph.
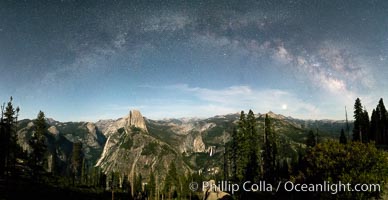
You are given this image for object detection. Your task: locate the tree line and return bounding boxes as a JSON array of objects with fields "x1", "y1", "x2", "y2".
[
  {"x1": 351, "y1": 98, "x2": 388, "y2": 146},
  {"x1": 223, "y1": 98, "x2": 388, "y2": 199},
  {"x1": 0, "y1": 97, "x2": 21, "y2": 178},
  {"x1": 224, "y1": 110, "x2": 290, "y2": 199}
]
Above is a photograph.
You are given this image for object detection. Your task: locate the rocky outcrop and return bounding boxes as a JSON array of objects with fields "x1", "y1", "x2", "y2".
[
  {"x1": 48, "y1": 125, "x2": 59, "y2": 136},
  {"x1": 95, "y1": 119, "x2": 115, "y2": 134},
  {"x1": 127, "y1": 110, "x2": 148, "y2": 132},
  {"x1": 95, "y1": 110, "x2": 148, "y2": 138},
  {"x1": 193, "y1": 135, "x2": 206, "y2": 152},
  {"x1": 96, "y1": 110, "x2": 190, "y2": 190}
]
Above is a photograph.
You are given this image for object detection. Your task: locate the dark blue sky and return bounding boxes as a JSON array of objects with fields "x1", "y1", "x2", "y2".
[{"x1": 1, "y1": 0, "x2": 387, "y2": 121}]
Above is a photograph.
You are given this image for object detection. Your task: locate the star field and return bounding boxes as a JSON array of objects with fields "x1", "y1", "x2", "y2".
[{"x1": 0, "y1": 0, "x2": 387, "y2": 121}]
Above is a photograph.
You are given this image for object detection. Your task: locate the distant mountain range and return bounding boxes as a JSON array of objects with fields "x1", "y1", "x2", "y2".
[{"x1": 16, "y1": 110, "x2": 353, "y2": 187}]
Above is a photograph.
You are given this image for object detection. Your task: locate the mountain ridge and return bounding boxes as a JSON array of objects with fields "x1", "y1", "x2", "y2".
[
  {"x1": 16, "y1": 109, "x2": 352, "y2": 190},
  {"x1": 33, "y1": 111, "x2": 348, "y2": 125}
]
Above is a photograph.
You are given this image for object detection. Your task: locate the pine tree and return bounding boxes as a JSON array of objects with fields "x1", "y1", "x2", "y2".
[
  {"x1": 361, "y1": 109, "x2": 370, "y2": 143},
  {"x1": 81, "y1": 158, "x2": 87, "y2": 185},
  {"x1": 164, "y1": 162, "x2": 179, "y2": 199},
  {"x1": 370, "y1": 98, "x2": 388, "y2": 145},
  {"x1": 121, "y1": 174, "x2": 130, "y2": 193},
  {"x1": 340, "y1": 128, "x2": 347, "y2": 144},
  {"x1": 370, "y1": 109, "x2": 378, "y2": 142},
  {"x1": 0, "y1": 102, "x2": 6, "y2": 176},
  {"x1": 306, "y1": 130, "x2": 317, "y2": 147},
  {"x1": 181, "y1": 173, "x2": 195, "y2": 200},
  {"x1": 99, "y1": 170, "x2": 107, "y2": 189},
  {"x1": 1, "y1": 97, "x2": 20, "y2": 176},
  {"x1": 263, "y1": 114, "x2": 277, "y2": 184},
  {"x1": 135, "y1": 173, "x2": 143, "y2": 196},
  {"x1": 349, "y1": 98, "x2": 370, "y2": 143},
  {"x1": 51, "y1": 147, "x2": 57, "y2": 176},
  {"x1": 233, "y1": 111, "x2": 250, "y2": 184},
  {"x1": 245, "y1": 110, "x2": 260, "y2": 182},
  {"x1": 377, "y1": 98, "x2": 388, "y2": 145},
  {"x1": 70, "y1": 142, "x2": 83, "y2": 185},
  {"x1": 279, "y1": 159, "x2": 290, "y2": 180},
  {"x1": 353, "y1": 98, "x2": 364, "y2": 141},
  {"x1": 223, "y1": 139, "x2": 230, "y2": 181},
  {"x1": 148, "y1": 170, "x2": 156, "y2": 200},
  {"x1": 229, "y1": 127, "x2": 238, "y2": 181},
  {"x1": 29, "y1": 110, "x2": 47, "y2": 181}
]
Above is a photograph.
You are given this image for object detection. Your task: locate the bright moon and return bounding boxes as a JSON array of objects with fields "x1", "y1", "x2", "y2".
[{"x1": 282, "y1": 104, "x2": 288, "y2": 110}]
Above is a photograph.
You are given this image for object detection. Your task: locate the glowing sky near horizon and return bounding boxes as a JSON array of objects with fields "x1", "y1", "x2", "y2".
[{"x1": 0, "y1": 0, "x2": 387, "y2": 121}]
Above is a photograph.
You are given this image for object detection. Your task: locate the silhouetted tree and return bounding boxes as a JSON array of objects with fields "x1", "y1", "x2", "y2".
[
  {"x1": 70, "y1": 142, "x2": 83, "y2": 185},
  {"x1": 230, "y1": 111, "x2": 250, "y2": 184},
  {"x1": 263, "y1": 114, "x2": 277, "y2": 184},
  {"x1": 361, "y1": 109, "x2": 370, "y2": 143},
  {"x1": 278, "y1": 159, "x2": 290, "y2": 181},
  {"x1": 164, "y1": 162, "x2": 179, "y2": 199},
  {"x1": 369, "y1": 98, "x2": 388, "y2": 145},
  {"x1": 0, "y1": 102, "x2": 6, "y2": 176},
  {"x1": 353, "y1": 98, "x2": 365, "y2": 141},
  {"x1": 148, "y1": 170, "x2": 156, "y2": 199},
  {"x1": 29, "y1": 111, "x2": 48, "y2": 181},
  {"x1": 81, "y1": 158, "x2": 87, "y2": 185},
  {"x1": 50, "y1": 147, "x2": 58, "y2": 176},
  {"x1": 245, "y1": 110, "x2": 260, "y2": 181},
  {"x1": 0, "y1": 97, "x2": 20, "y2": 177},
  {"x1": 370, "y1": 109, "x2": 378, "y2": 142},
  {"x1": 229, "y1": 127, "x2": 238, "y2": 181},
  {"x1": 306, "y1": 130, "x2": 317, "y2": 147},
  {"x1": 340, "y1": 128, "x2": 347, "y2": 144},
  {"x1": 377, "y1": 98, "x2": 387, "y2": 145},
  {"x1": 135, "y1": 173, "x2": 143, "y2": 197}
]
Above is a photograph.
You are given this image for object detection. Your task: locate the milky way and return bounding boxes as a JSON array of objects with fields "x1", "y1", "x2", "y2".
[{"x1": 0, "y1": 0, "x2": 387, "y2": 121}]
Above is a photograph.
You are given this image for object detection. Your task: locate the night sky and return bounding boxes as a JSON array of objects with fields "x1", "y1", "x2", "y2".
[{"x1": 1, "y1": 0, "x2": 387, "y2": 121}]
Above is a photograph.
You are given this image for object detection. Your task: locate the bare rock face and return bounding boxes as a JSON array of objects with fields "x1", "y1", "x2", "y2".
[
  {"x1": 127, "y1": 110, "x2": 148, "y2": 132},
  {"x1": 96, "y1": 110, "x2": 150, "y2": 169},
  {"x1": 48, "y1": 126, "x2": 59, "y2": 136},
  {"x1": 193, "y1": 135, "x2": 206, "y2": 152},
  {"x1": 96, "y1": 110, "x2": 190, "y2": 191},
  {"x1": 97, "y1": 110, "x2": 148, "y2": 138}
]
